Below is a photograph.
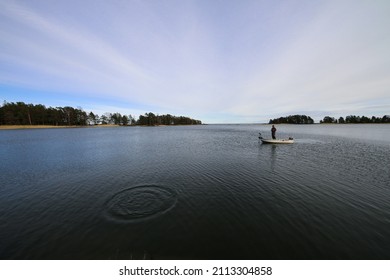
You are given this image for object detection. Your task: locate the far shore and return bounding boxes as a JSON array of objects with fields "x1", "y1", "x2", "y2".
[
  {"x1": 0, "y1": 124, "x2": 203, "y2": 130},
  {"x1": 2, "y1": 123, "x2": 386, "y2": 130},
  {"x1": 0, "y1": 124, "x2": 120, "y2": 130}
]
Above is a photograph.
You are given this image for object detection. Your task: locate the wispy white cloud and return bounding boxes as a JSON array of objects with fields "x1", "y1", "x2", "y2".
[
  {"x1": 1, "y1": 0, "x2": 389, "y2": 123},
  {"x1": 0, "y1": 1, "x2": 154, "y2": 94},
  {"x1": 226, "y1": 0, "x2": 390, "y2": 121}
]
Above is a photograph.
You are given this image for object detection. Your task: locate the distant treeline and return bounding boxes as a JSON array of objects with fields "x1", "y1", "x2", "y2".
[
  {"x1": 0, "y1": 101, "x2": 202, "y2": 126},
  {"x1": 320, "y1": 115, "x2": 390, "y2": 124},
  {"x1": 269, "y1": 114, "x2": 390, "y2": 124},
  {"x1": 269, "y1": 115, "x2": 314, "y2": 124}
]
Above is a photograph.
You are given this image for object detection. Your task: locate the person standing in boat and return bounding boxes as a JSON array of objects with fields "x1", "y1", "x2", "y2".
[{"x1": 271, "y1": 125, "x2": 276, "y2": 139}]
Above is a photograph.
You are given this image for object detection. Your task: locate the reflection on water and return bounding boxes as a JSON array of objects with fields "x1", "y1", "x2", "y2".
[{"x1": 0, "y1": 124, "x2": 390, "y2": 259}]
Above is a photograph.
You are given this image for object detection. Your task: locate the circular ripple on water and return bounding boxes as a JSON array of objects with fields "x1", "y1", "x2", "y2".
[{"x1": 105, "y1": 185, "x2": 177, "y2": 221}]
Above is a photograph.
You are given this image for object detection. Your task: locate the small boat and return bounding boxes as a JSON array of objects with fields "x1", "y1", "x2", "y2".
[{"x1": 259, "y1": 133, "x2": 294, "y2": 144}]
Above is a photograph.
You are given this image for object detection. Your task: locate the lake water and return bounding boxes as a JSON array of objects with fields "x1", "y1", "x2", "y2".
[{"x1": 1, "y1": 124, "x2": 389, "y2": 259}]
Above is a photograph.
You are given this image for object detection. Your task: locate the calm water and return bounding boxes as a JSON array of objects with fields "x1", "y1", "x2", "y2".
[{"x1": 0, "y1": 124, "x2": 389, "y2": 259}]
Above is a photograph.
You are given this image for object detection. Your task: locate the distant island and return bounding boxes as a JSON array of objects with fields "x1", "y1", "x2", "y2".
[
  {"x1": 318, "y1": 115, "x2": 390, "y2": 124},
  {"x1": 269, "y1": 114, "x2": 390, "y2": 124},
  {"x1": 269, "y1": 115, "x2": 314, "y2": 124},
  {"x1": 0, "y1": 101, "x2": 202, "y2": 127}
]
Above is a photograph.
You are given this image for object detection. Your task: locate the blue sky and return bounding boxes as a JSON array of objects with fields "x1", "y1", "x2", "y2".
[{"x1": 1, "y1": 0, "x2": 389, "y2": 123}]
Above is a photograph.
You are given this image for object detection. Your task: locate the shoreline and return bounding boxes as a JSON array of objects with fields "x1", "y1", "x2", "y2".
[
  {"x1": 0, "y1": 124, "x2": 203, "y2": 130},
  {"x1": 0, "y1": 124, "x2": 120, "y2": 130},
  {"x1": 2, "y1": 123, "x2": 387, "y2": 130}
]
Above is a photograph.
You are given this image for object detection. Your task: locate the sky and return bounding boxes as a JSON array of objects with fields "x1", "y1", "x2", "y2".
[{"x1": 1, "y1": 0, "x2": 389, "y2": 123}]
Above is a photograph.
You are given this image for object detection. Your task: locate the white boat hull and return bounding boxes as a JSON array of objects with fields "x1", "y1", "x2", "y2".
[
  {"x1": 260, "y1": 138, "x2": 294, "y2": 144},
  {"x1": 258, "y1": 133, "x2": 294, "y2": 144}
]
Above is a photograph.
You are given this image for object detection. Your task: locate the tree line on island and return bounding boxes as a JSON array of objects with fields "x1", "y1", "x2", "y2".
[
  {"x1": 269, "y1": 115, "x2": 315, "y2": 124},
  {"x1": 269, "y1": 114, "x2": 390, "y2": 124},
  {"x1": 0, "y1": 101, "x2": 202, "y2": 126},
  {"x1": 319, "y1": 115, "x2": 390, "y2": 124}
]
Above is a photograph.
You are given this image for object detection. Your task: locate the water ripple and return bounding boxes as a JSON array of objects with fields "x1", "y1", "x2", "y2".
[{"x1": 105, "y1": 185, "x2": 177, "y2": 222}]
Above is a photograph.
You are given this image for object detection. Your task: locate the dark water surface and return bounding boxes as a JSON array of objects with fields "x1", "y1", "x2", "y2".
[{"x1": 1, "y1": 124, "x2": 390, "y2": 259}]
